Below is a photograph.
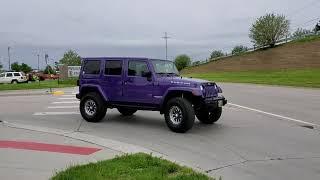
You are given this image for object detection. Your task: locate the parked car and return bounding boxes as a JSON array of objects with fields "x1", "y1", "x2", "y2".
[
  {"x1": 38, "y1": 73, "x2": 59, "y2": 81},
  {"x1": 76, "y1": 57, "x2": 227, "y2": 133},
  {"x1": 0, "y1": 72, "x2": 28, "y2": 84}
]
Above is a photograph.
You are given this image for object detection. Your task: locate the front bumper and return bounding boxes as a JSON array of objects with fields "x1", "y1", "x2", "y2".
[{"x1": 202, "y1": 96, "x2": 227, "y2": 111}]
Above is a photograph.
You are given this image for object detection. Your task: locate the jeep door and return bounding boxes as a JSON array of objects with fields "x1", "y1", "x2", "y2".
[
  {"x1": 124, "y1": 59, "x2": 154, "y2": 105},
  {"x1": 81, "y1": 59, "x2": 101, "y2": 84},
  {"x1": 100, "y1": 60, "x2": 123, "y2": 102}
]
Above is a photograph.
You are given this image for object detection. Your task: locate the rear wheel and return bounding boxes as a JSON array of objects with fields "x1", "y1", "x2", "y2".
[
  {"x1": 164, "y1": 97, "x2": 195, "y2": 133},
  {"x1": 11, "y1": 80, "x2": 18, "y2": 84},
  {"x1": 117, "y1": 107, "x2": 137, "y2": 116},
  {"x1": 196, "y1": 107, "x2": 222, "y2": 124},
  {"x1": 80, "y1": 92, "x2": 106, "y2": 122}
]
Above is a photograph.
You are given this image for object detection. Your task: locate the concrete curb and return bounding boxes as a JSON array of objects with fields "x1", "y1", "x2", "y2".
[
  {"x1": 0, "y1": 87, "x2": 77, "y2": 97},
  {"x1": 0, "y1": 92, "x2": 51, "y2": 97},
  {"x1": 0, "y1": 121, "x2": 203, "y2": 172},
  {"x1": 1, "y1": 121, "x2": 155, "y2": 154}
]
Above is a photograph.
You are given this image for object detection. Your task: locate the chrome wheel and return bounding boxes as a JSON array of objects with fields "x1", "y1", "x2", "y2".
[
  {"x1": 84, "y1": 99, "x2": 97, "y2": 116},
  {"x1": 169, "y1": 106, "x2": 183, "y2": 125}
]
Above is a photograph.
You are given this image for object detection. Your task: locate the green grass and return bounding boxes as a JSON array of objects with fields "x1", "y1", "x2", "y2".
[
  {"x1": 0, "y1": 78, "x2": 77, "y2": 91},
  {"x1": 51, "y1": 153, "x2": 212, "y2": 180},
  {"x1": 185, "y1": 69, "x2": 320, "y2": 88}
]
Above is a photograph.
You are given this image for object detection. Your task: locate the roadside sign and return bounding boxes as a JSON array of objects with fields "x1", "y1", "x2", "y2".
[{"x1": 68, "y1": 66, "x2": 81, "y2": 77}]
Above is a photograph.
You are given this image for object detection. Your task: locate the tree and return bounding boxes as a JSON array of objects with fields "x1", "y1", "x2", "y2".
[
  {"x1": 232, "y1": 45, "x2": 248, "y2": 55},
  {"x1": 315, "y1": 22, "x2": 320, "y2": 33},
  {"x1": 174, "y1": 54, "x2": 191, "y2": 71},
  {"x1": 20, "y1": 63, "x2": 32, "y2": 73},
  {"x1": 44, "y1": 65, "x2": 56, "y2": 74},
  {"x1": 59, "y1": 50, "x2": 81, "y2": 66},
  {"x1": 249, "y1": 13, "x2": 290, "y2": 48},
  {"x1": 210, "y1": 50, "x2": 224, "y2": 60},
  {"x1": 292, "y1": 28, "x2": 312, "y2": 40},
  {"x1": 10, "y1": 62, "x2": 32, "y2": 73},
  {"x1": 0, "y1": 62, "x2": 3, "y2": 72},
  {"x1": 11, "y1": 62, "x2": 21, "y2": 72}
]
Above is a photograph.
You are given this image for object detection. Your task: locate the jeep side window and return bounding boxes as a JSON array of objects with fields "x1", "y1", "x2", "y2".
[
  {"x1": 128, "y1": 61, "x2": 149, "y2": 77},
  {"x1": 14, "y1": 73, "x2": 20, "y2": 76},
  {"x1": 105, "y1": 60, "x2": 122, "y2": 75},
  {"x1": 6, "y1": 73, "x2": 13, "y2": 77},
  {"x1": 0, "y1": 73, "x2": 4, "y2": 77},
  {"x1": 83, "y1": 60, "x2": 100, "y2": 75}
]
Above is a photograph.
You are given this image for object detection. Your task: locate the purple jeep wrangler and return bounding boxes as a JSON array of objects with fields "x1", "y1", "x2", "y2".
[{"x1": 76, "y1": 57, "x2": 227, "y2": 133}]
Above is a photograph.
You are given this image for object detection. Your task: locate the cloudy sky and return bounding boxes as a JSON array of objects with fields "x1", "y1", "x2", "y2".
[{"x1": 0, "y1": 0, "x2": 319, "y2": 69}]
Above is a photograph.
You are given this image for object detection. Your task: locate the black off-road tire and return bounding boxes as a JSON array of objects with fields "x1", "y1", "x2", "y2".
[
  {"x1": 117, "y1": 107, "x2": 137, "y2": 116},
  {"x1": 196, "y1": 107, "x2": 222, "y2": 124},
  {"x1": 164, "y1": 97, "x2": 195, "y2": 133},
  {"x1": 11, "y1": 80, "x2": 18, "y2": 84},
  {"x1": 80, "y1": 92, "x2": 106, "y2": 122}
]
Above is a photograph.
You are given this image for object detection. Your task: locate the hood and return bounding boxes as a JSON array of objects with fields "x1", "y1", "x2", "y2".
[{"x1": 157, "y1": 76, "x2": 211, "y2": 87}]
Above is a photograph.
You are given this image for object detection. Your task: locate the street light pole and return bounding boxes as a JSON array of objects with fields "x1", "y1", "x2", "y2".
[
  {"x1": 8, "y1": 47, "x2": 10, "y2": 70},
  {"x1": 162, "y1": 32, "x2": 170, "y2": 60},
  {"x1": 37, "y1": 54, "x2": 40, "y2": 71}
]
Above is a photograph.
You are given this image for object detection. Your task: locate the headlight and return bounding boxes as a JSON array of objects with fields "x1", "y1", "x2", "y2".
[
  {"x1": 217, "y1": 86, "x2": 223, "y2": 93},
  {"x1": 200, "y1": 85, "x2": 204, "y2": 91}
]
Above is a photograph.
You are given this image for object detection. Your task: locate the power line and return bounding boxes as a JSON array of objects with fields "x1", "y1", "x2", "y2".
[
  {"x1": 162, "y1": 32, "x2": 170, "y2": 60},
  {"x1": 37, "y1": 54, "x2": 40, "y2": 71},
  {"x1": 7, "y1": 46, "x2": 11, "y2": 71}
]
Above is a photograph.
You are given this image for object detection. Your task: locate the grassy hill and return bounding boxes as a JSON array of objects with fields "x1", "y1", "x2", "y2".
[{"x1": 182, "y1": 36, "x2": 320, "y2": 88}]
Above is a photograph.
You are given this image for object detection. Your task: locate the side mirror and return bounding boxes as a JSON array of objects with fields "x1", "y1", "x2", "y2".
[{"x1": 142, "y1": 71, "x2": 152, "y2": 81}]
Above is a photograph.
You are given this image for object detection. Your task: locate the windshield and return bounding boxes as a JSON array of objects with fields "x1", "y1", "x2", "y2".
[{"x1": 151, "y1": 59, "x2": 179, "y2": 75}]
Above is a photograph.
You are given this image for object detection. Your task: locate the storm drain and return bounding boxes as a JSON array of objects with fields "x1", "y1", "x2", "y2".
[{"x1": 300, "y1": 125, "x2": 314, "y2": 129}]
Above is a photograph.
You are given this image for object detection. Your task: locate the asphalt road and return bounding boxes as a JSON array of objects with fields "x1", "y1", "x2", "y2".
[{"x1": 0, "y1": 84, "x2": 319, "y2": 180}]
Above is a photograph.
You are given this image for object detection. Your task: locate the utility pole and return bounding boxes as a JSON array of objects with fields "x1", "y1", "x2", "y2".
[
  {"x1": 8, "y1": 46, "x2": 11, "y2": 71},
  {"x1": 37, "y1": 54, "x2": 40, "y2": 71},
  {"x1": 162, "y1": 32, "x2": 170, "y2": 60}
]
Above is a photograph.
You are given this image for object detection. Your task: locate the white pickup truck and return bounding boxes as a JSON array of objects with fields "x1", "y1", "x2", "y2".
[{"x1": 0, "y1": 72, "x2": 28, "y2": 84}]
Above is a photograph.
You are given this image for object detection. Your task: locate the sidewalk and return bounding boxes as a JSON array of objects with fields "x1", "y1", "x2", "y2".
[
  {"x1": 0, "y1": 87, "x2": 77, "y2": 97},
  {"x1": 0, "y1": 124, "x2": 121, "y2": 180}
]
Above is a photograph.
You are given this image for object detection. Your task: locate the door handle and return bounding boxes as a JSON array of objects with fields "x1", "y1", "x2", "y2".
[
  {"x1": 125, "y1": 78, "x2": 133, "y2": 83},
  {"x1": 124, "y1": 80, "x2": 131, "y2": 85}
]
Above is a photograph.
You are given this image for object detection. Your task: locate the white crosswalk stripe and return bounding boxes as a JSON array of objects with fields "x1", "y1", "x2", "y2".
[
  {"x1": 33, "y1": 93, "x2": 80, "y2": 116},
  {"x1": 47, "y1": 106, "x2": 79, "y2": 109},
  {"x1": 58, "y1": 97, "x2": 76, "y2": 100},
  {"x1": 61, "y1": 95, "x2": 75, "y2": 97},
  {"x1": 33, "y1": 112, "x2": 79, "y2": 116},
  {"x1": 52, "y1": 101, "x2": 79, "y2": 104}
]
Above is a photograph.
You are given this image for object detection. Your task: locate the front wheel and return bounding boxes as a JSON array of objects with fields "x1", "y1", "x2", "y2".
[
  {"x1": 80, "y1": 92, "x2": 106, "y2": 122},
  {"x1": 196, "y1": 107, "x2": 222, "y2": 124},
  {"x1": 117, "y1": 107, "x2": 137, "y2": 116},
  {"x1": 164, "y1": 97, "x2": 195, "y2": 133}
]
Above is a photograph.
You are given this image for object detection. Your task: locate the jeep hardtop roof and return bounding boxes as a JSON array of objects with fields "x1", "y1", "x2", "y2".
[
  {"x1": 82, "y1": 57, "x2": 172, "y2": 62},
  {"x1": 82, "y1": 57, "x2": 149, "y2": 60}
]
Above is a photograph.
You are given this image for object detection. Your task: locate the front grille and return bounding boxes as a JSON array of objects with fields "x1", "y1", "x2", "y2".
[{"x1": 203, "y1": 83, "x2": 218, "y2": 98}]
